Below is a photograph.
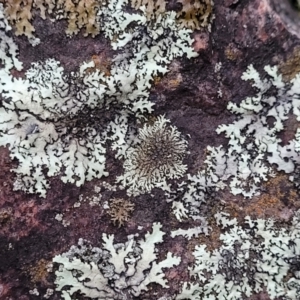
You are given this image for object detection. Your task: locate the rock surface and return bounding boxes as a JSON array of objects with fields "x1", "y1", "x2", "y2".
[{"x1": 1, "y1": 0, "x2": 300, "y2": 299}]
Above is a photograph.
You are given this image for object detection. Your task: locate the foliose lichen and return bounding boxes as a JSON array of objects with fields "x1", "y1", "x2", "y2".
[
  {"x1": 118, "y1": 116, "x2": 188, "y2": 196},
  {"x1": 107, "y1": 198, "x2": 135, "y2": 227},
  {"x1": 169, "y1": 64, "x2": 300, "y2": 205},
  {"x1": 53, "y1": 223, "x2": 180, "y2": 299},
  {"x1": 1, "y1": 0, "x2": 102, "y2": 40},
  {"x1": 177, "y1": 210, "x2": 300, "y2": 300},
  {"x1": 0, "y1": 0, "x2": 198, "y2": 197}
]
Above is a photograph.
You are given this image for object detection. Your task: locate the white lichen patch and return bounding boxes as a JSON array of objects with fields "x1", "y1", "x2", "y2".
[
  {"x1": 167, "y1": 169, "x2": 224, "y2": 221},
  {"x1": 218, "y1": 65, "x2": 300, "y2": 196},
  {"x1": 29, "y1": 288, "x2": 39, "y2": 296},
  {"x1": 176, "y1": 210, "x2": 300, "y2": 300},
  {"x1": 118, "y1": 116, "x2": 188, "y2": 196},
  {"x1": 43, "y1": 288, "x2": 54, "y2": 299},
  {"x1": 0, "y1": 59, "x2": 109, "y2": 196},
  {"x1": 53, "y1": 223, "x2": 180, "y2": 299},
  {"x1": 55, "y1": 213, "x2": 70, "y2": 227},
  {"x1": 0, "y1": 4, "x2": 22, "y2": 71},
  {"x1": 168, "y1": 64, "x2": 300, "y2": 233},
  {"x1": 182, "y1": 64, "x2": 300, "y2": 198}
]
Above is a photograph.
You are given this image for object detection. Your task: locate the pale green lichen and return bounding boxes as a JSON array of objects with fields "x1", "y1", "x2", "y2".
[
  {"x1": 0, "y1": 0, "x2": 197, "y2": 197},
  {"x1": 170, "y1": 64, "x2": 300, "y2": 207},
  {"x1": 211, "y1": 65, "x2": 300, "y2": 196},
  {"x1": 0, "y1": 3, "x2": 22, "y2": 71},
  {"x1": 53, "y1": 223, "x2": 180, "y2": 299},
  {"x1": 176, "y1": 210, "x2": 300, "y2": 300}
]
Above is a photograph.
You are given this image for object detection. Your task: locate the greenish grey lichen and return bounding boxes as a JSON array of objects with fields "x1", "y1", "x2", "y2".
[
  {"x1": 53, "y1": 223, "x2": 180, "y2": 299},
  {"x1": 177, "y1": 210, "x2": 300, "y2": 300},
  {"x1": 0, "y1": 0, "x2": 197, "y2": 197}
]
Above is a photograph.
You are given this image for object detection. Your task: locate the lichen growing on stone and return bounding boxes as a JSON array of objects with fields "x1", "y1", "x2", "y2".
[
  {"x1": 194, "y1": 64, "x2": 300, "y2": 197},
  {"x1": 0, "y1": 59, "x2": 109, "y2": 196},
  {"x1": 56, "y1": 0, "x2": 102, "y2": 37},
  {"x1": 53, "y1": 223, "x2": 180, "y2": 299},
  {"x1": 130, "y1": 0, "x2": 214, "y2": 30},
  {"x1": 1, "y1": 0, "x2": 213, "y2": 42},
  {"x1": 0, "y1": 0, "x2": 198, "y2": 197},
  {"x1": 176, "y1": 210, "x2": 300, "y2": 300},
  {"x1": 131, "y1": 0, "x2": 166, "y2": 19},
  {"x1": 0, "y1": 3, "x2": 22, "y2": 71},
  {"x1": 118, "y1": 116, "x2": 188, "y2": 196},
  {"x1": 1, "y1": 0, "x2": 102, "y2": 39},
  {"x1": 107, "y1": 198, "x2": 135, "y2": 227},
  {"x1": 176, "y1": 0, "x2": 214, "y2": 30},
  {"x1": 1, "y1": 0, "x2": 38, "y2": 38}
]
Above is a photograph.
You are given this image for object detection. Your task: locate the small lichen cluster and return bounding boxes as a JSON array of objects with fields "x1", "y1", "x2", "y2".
[
  {"x1": 53, "y1": 223, "x2": 180, "y2": 299},
  {"x1": 177, "y1": 211, "x2": 300, "y2": 300},
  {"x1": 107, "y1": 198, "x2": 134, "y2": 227},
  {"x1": 131, "y1": 0, "x2": 166, "y2": 19},
  {"x1": 176, "y1": 0, "x2": 213, "y2": 30},
  {"x1": 118, "y1": 116, "x2": 188, "y2": 196}
]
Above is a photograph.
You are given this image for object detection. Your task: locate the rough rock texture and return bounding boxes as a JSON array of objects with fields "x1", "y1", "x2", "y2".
[{"x1": 1, "y1": 0, "x2": 300, "y2": 299}]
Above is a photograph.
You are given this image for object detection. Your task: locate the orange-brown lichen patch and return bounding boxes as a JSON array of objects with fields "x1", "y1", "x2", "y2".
[
  {"x1": 131, "y1": 0, "x2": 166, "y2": 19},
  {"x1": 176, "y1": 0, "x2": 213, "y2": 30},
  {"x1": 92, "y1": 54, "x2": 112, "y2": 76},
  {"x1": 156, "y1": 74, "x2": 181, "y2": 89},
  {"x1": 244, "y1": 194, "x2": 283, "y2": 219},
  {"x1": 264, "y1": 174, "x2": 299, "y2": 205},
  {"x1": 57, "y1": 0, "x2": 101, "y2": 37},
  {"x1": 107, "y1": 198, "x2": 135, "y2": 227},
  {"x1": 223, "y1": 174, "x2": 300, "y2": 221},
  {"x1": 279, "y1": 46, "x2": 300, "y2": 82},
  {"x1": 223, "y1": 203, "x2": 240, "y2": 219},
  {"x1": 153, "y1": 75, "x2": 162, "y2": 86},
  {"x1": 1, "y1": 0, "x2": 102, "y2": 38},
  {"x1": 155, "y1": 61, "x2": 182, "y2": 90},
  {"x1": 1, "y1": 0, "x2": 57, "y2": 37},
  {"x1": 168, "y1": 78, "x2": 182, "y2": 88},
  {"x1": 2, "y1": 0, "x2": 35, "y2": 37},
  {"x1": 130, "y1": 0, "x2": 213, "y2": 29},
  {"x1": 225, "y1": 43, "x2": 242, "y2": 61},
  {"x1": 27, "y1": 259, "x2": 50, "y2": 284}
]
